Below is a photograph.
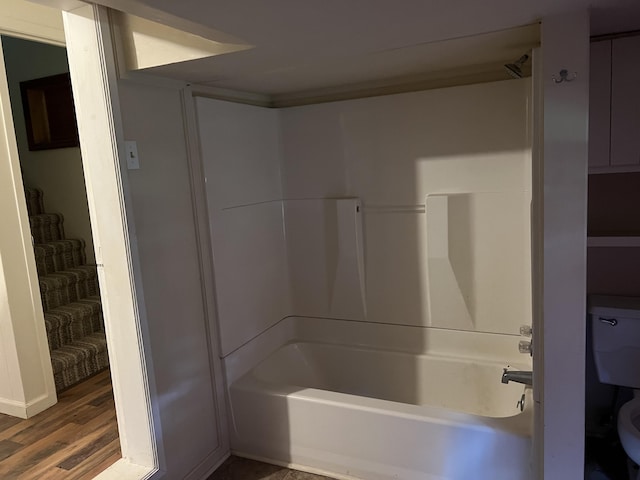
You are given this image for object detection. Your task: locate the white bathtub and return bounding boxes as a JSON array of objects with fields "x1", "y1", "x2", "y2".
[{"x1": 227, "y1": 323, "x2": 532, "y2": 480}]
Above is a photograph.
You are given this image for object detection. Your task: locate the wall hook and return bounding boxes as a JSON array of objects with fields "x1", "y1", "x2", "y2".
[{"x1": 552, "y1": 69, "x2": 577, "y2": 83}]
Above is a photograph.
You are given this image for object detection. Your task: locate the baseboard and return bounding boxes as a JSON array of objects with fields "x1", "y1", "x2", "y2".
[
  {"x1": 25, "y1": 391, "x2": 57, "y2": 417},
  {"x1": 185, "y1": 448, "x2": 230, "y2": 480},
  {"x1": 0, "y1": 391, "x2": 57, "y2": 419},
  {"x1": 92, "y1": 458, "x2": 158, "y2": 480}
]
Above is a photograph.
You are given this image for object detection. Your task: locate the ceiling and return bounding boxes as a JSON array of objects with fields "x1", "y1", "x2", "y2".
[
  {"x1": 145, "y1": 23, "x2": 540, "y2": 97},
  {"x1": 95, "y1": 0, "x2": 640, "y2": 96}
]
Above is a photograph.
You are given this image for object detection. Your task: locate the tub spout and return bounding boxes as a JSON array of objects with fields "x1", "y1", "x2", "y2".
[{"x1": 501, "y1": 369, "x2": 532, "y2": 386}]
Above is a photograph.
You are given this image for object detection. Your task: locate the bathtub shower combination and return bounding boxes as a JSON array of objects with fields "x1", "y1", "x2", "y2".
[
  {"x1": 196, "y1": 79, "x2": 534, "y2": 480},
  {"x1": 215, "y1": 194, "x2": 534, "y2": 480},
  {"x1": 224, "y1": 318, "x2": 533, "y2": 480}
]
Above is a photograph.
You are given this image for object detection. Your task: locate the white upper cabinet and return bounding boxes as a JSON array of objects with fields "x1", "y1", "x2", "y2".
[{"x1": 589, "y1": 35, "x2": 640, "y2": 173}]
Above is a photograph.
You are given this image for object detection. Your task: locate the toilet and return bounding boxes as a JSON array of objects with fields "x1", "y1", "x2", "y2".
[{"x1": 590, "y1": 295, "x2": 640, "y2": 479}]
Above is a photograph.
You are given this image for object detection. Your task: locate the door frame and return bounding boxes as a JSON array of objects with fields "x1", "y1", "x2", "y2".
[
  {"x1": 1, "y1": 3, "x2": 164, "y2": 479},
  {"x1": 62, "y1": 4, "x2": 163, "y2": 479},
  {"x1": 533, "y1": 11, "x2": 590, "y2": 480}
]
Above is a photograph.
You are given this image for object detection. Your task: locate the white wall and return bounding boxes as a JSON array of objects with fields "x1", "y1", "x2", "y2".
[
  {"x1": 195, "y1": 98, "x2": 368, "y2": 357},
  {"x1": 284, "y1": 198, "x2": 366, "y2": 320},
  {"x1": 281, "y1": 79, "x2": 532, "y2": 335},
  {"x1": 197, "y1": 79, "x2": 532, "y2": 358},
  {"x1": 0, "y1": 42, "x2": 57, "y2": 418},
  {"x1": 119, "y1": 82, "x2": 227, "y2": 478},
  {"x1": 0, "y1": 0, "x2": 65, "y2": 46},
  {"x1": 195, "y1": 98, "x2": 290, "y2": 357},
  {"x1": 534, "y1": 12, "x2": 590, "y2": 480},
  {"x1": 2, "y1": 35, "x2": 95, "y2": 263}
]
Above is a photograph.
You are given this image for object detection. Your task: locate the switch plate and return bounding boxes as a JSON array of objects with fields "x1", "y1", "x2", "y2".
[{"x1": 125, "y1": 141, "x2": 140, "y2": 170}]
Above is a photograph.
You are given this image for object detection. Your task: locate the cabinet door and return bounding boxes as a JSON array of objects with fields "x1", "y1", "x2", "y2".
[
  {"x1": 611, "y1": 35, "x2": 640, "y2": 166},
  {"x1": 589, "y1": 40, "x2": 611, "y2": 168}
]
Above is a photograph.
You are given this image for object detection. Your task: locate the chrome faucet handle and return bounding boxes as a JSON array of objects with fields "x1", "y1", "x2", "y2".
[
  {"x1": 520, "y1": 325, "x2": 532, "y2": 337},
  {"x1": 519, "y1": 340, "x2": 532, "y2": 356}
]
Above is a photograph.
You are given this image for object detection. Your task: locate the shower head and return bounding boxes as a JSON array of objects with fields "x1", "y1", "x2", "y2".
[{"x1": 504, "y1": 54, "x2": 530, "y2": 79}]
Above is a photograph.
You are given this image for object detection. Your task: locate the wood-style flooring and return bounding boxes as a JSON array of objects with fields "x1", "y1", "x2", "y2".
[
  {"x1": 208, "y1": 456, "x2": 337, "y2": 480},
  {"x1": 0, "y1": 369, "x2": 120, "y2": 480}
]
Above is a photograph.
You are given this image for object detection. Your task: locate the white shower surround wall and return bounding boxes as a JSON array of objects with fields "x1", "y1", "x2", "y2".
[
  {"x1": 224, "y1": 317, "x2": 533, "y2": 480},
  {"x1": 195, "y1": 78, "x2": 533, "y2": 478},
  {"x1": 196, "y1": 78, "x2": 532, "y2": 356}
]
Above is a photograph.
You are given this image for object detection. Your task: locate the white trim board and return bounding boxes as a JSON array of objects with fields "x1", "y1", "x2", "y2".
[
  {"x1": 0, "y1": 393, "x2": 56, "y2": 419},
  {"x1": 537, "y1": 11, "x2": 590, "y2": 480},
  {"x1": 63, "y1": 4, "x2": 162, "y2": 478},
  {"x1": 0, "y1": 0, "x2": 66, "y2": 46}
]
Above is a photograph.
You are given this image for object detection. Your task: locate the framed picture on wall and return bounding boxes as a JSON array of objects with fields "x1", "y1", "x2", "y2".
[{"x1": 20, "y1": 72, "x2": 79, "y2": 151}]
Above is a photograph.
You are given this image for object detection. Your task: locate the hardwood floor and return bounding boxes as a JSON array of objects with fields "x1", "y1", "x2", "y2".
[{"x1": 0, "y1": 369, "x2": 120, "y2": 480}]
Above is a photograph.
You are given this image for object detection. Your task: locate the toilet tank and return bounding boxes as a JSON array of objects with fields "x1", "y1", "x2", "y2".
[{"x1": 590, "y1": 295, "x2": 640, "y2": 389}]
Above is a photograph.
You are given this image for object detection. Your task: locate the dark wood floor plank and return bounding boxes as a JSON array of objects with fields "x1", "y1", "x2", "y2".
[
  {"x1": 67, "y1": 404, "x2": 103, "y2": 425},
  {"x1": 19, "y1": 414, "x2": 116, "y2": 479},
  {"x1": 0, "y1": 370, "x2": 120, "y2": 480},
  {"x1": 0, "y1": 415, "x2": 22, "y2": 432},
  {"x1": 73, "y1": 451, "x2": 121, "y2": 480},
  {"x1": 66, "y1": 438, "x2": 121, "y2": 480},
  {"x1": 0, "y1": 417, "x2": 38, "y2": 442},
  {"x1": 60, "y1": 408, "x2": 117, "y2": 447},
  {"x1": 92, "y1": 373, "x2": 113, "y2": 388},
  {"x1": 57, "y1": 382, "x2": 113, "y2": 412},
  {"x1": 0, "y1": 384, "x2": 113, "y2": 445},
  {"x1": 58, "y1": 370, "x2": 109, "y2": 398},
  {"x1": 0, "y1": 440, "x2": 22, "y2": 462},
  {"x1": 0, "y1": 416, "x2": 94, "y2": 475},
  {"x1": 11, "y1": 406, "x2": 83, "y2": 445},
  {"x1": 35, "y1": 466, "x2": 72, "y2": 480},
  {"x1": 0, "y1": 437, "x2": 70, "y2": 478},
  {"x1": 57, "y1": 423, "x2": 119, "y2": 470},
  {"x1": 88, "y1": 390, "x2": 115, "y2": 408},
  {"x1": 56, "y1": 377, "x2": 111, "y2": 409},
  {"x1": 0, "y1": 378, "x2": 113, "y2": 443}
]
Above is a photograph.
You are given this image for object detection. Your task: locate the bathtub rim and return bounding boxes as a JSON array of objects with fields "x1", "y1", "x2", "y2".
[
  {"x1": 245, "y1": 339, "x2": 532, "y2": 416},
  {"x1": 222, "y1": 315, "x2": 533, "y2": 388},
  {"x1": 232, "y1": 371, "x2": 533, "y2": 433}
]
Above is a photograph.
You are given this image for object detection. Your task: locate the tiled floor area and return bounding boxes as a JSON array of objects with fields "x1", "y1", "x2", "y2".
[{"x1": 208, "y1": 456, "x2": 337, "y2": 480}]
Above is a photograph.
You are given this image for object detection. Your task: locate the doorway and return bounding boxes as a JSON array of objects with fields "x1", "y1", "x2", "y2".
[
  {"x1": 0, "y1": 34, "x2": 121, "y2": 478},
  {"x1": 2, "y1": 35, "x2": 110, "y2": 395},
  {"x1": 0, "y1": 4, "x2": 160, "y2": 478}
]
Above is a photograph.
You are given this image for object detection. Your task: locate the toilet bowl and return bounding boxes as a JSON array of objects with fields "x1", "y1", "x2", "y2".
[{"x1": 619, "y1": 396, "x2": 640, "y2": 468}]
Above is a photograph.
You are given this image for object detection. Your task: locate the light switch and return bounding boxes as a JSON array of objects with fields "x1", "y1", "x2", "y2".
[{"x1": 125, "y1": 141, "x2": 140, "y2": 170}]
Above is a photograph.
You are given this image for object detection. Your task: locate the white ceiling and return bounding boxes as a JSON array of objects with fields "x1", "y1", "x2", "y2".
[
  {"x1": 146, "y1": 23, "x2": 540, "y2": 96},
  {"x1": 100, "y1": 0, "x2": 640, "y2": 95}
]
